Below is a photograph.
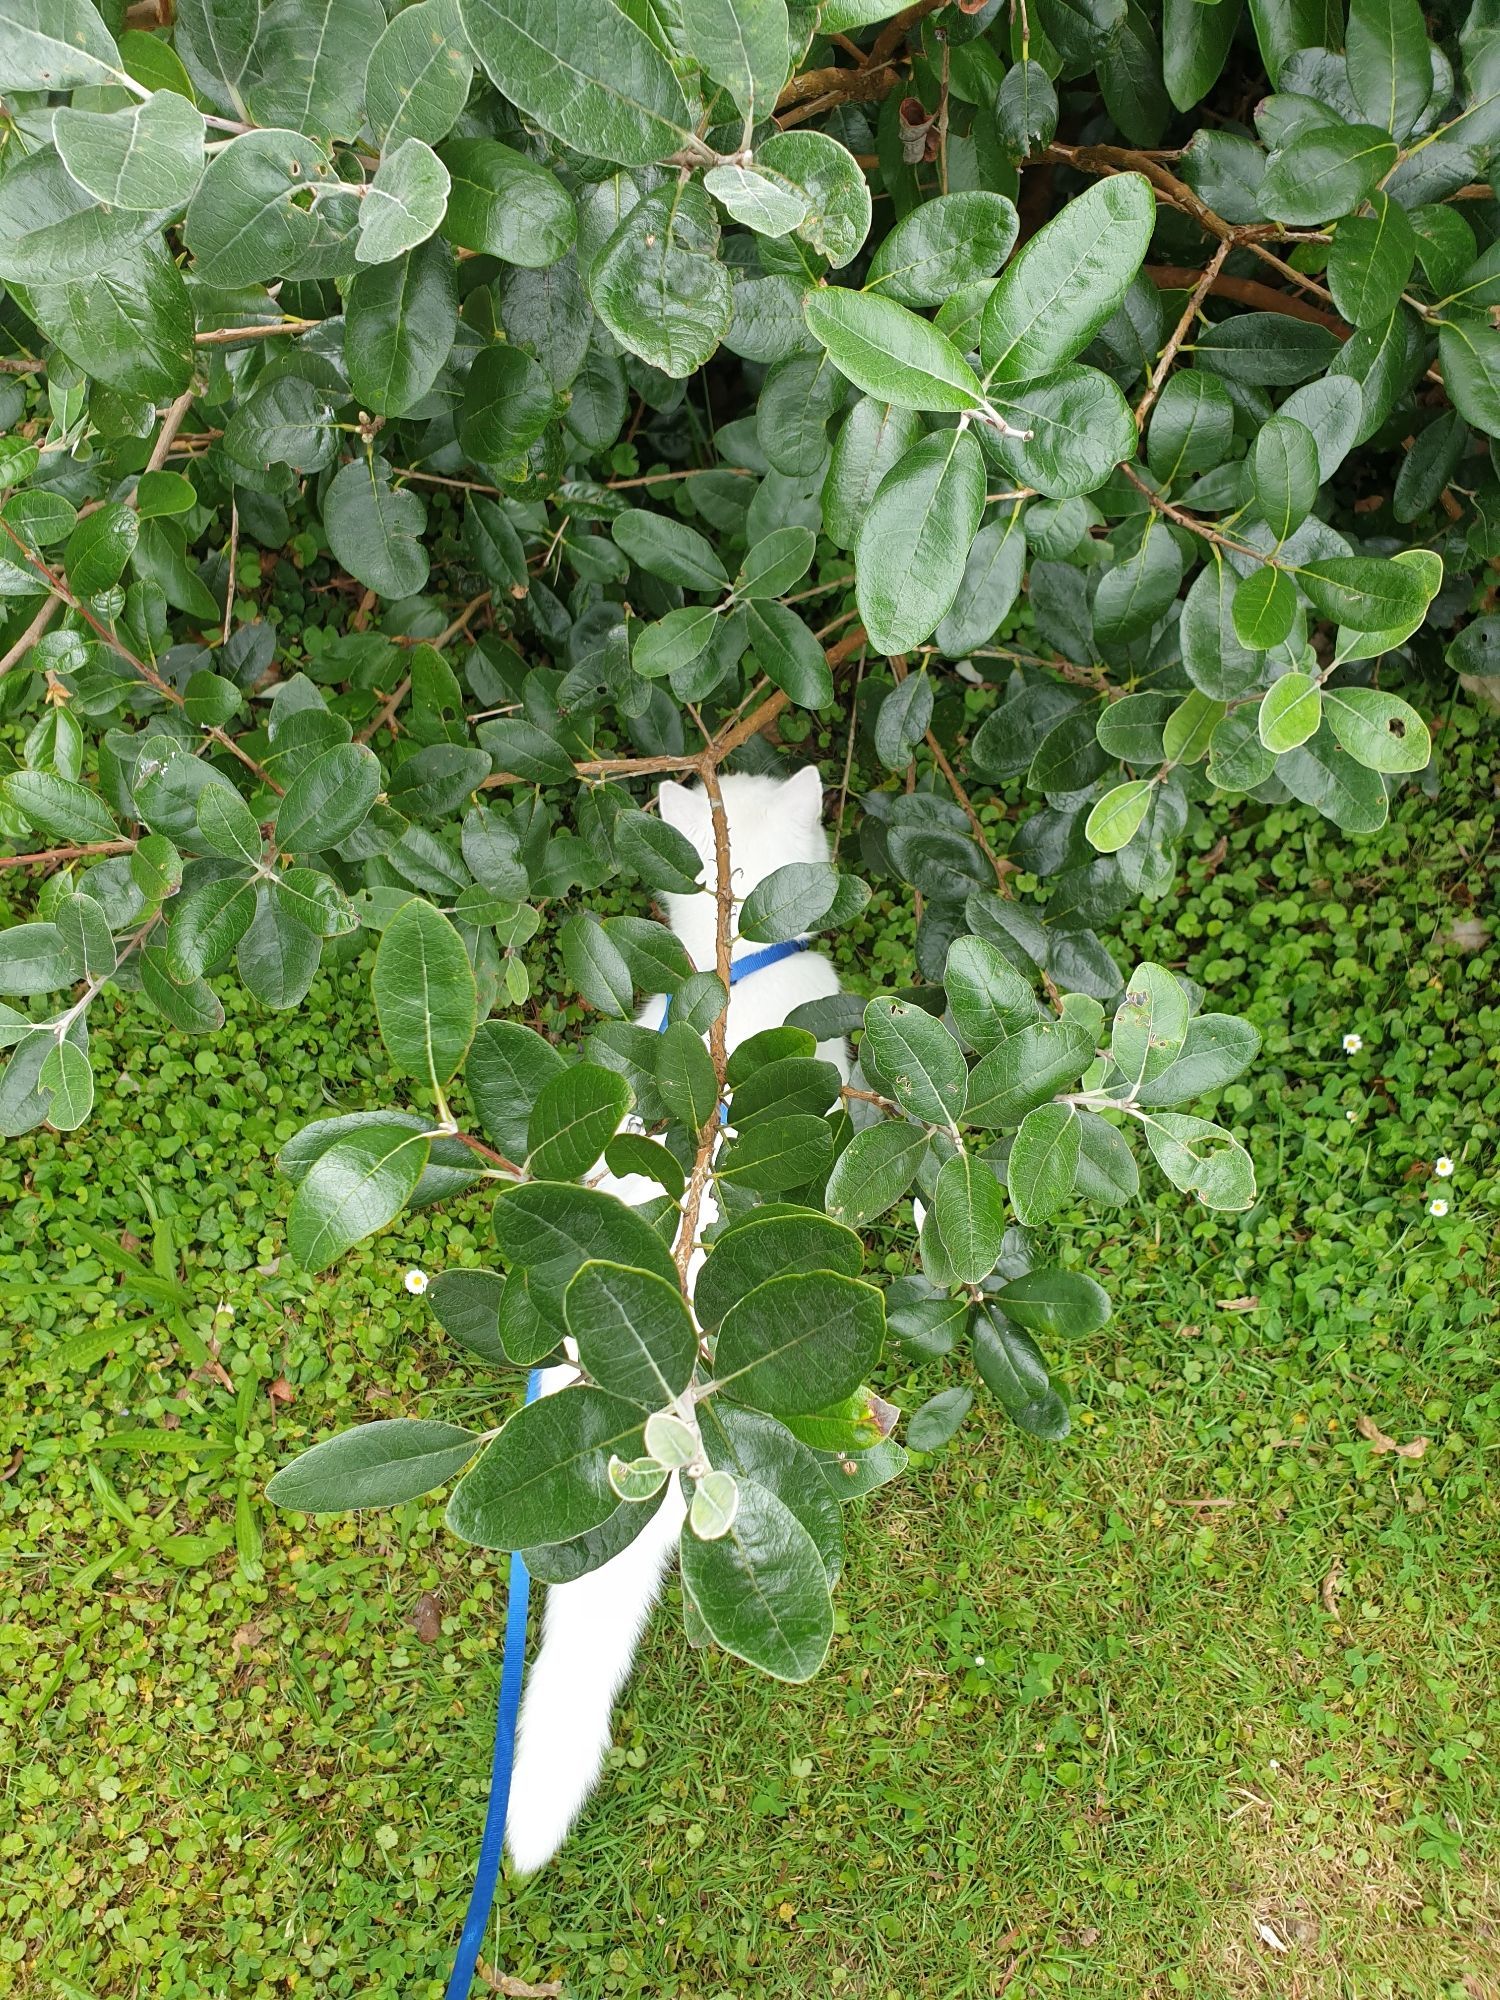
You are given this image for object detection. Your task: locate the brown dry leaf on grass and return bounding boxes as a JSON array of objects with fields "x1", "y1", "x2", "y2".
[{"x1": 1356, "y1": 1414, "x2": 1428, "y2": 1459}]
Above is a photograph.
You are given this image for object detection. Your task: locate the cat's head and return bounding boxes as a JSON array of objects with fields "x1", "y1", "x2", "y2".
[{"x1": 656, "y1": 765, "x2": 829, "y2": 956}]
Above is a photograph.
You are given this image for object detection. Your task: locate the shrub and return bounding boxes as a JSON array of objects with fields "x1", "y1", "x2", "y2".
[{"x1": 0, "y1": 0, "x2": 1479, "y2": 1676}]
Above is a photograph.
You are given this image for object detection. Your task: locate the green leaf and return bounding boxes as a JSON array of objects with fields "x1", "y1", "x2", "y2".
[
  {"x1": 1232, "y1": 565, "x2": 1298, "y2": 651},
  {"x1": 1162, "y1": 0, "x2": 1241, "y2": 111},
  {"x1": 1140, "y1": 1111, "x2": 1256, "y2": 1209},
  {"x1": 613, "y1": 811, "x2": 705, "y2": 895},
  {"x1": 984, "y1": 364, "x2": 1138, "y2": 501},
  {"x1": 1134, "y1": 1013, "x2": 1260, "y2": 1107},
  {"x1": 345, "y1": 238, "x2": 458, "y2": 418},
  {"x1": 735, "y1": 526, "x2": 816, "y2": 599},
  {"x1": 679, "y1": 1475, "x2": 832, "y2": 1679},
  {"x1": 372, "y1": 899, "x2": 477, "y2": 1095},
  {"x1": 994, "y1": 1269, "x2": 1112, "y2": 1338},
  {"x1": 457, "y1": 0, "x2": 693, "y2": 164},
  {"x1": 1320, "y1": 688, "x2": 1431, "y2": 773},
  {"x1": 1258, "y1": 672, "x2": 1322, "y2": 752},
  {"x1": 1346, "y1": 0, "x2": 1432, "y2": 141},
  {"x1": 873, "y1": 674, "x2": 933, "y2": 771},
  {"x1": 755, "y1": 130, "x2": 871, "y2": 269},
  {"x1": 287, "y1": 1121, "x2": 431, "y2": 1271},
  {"x1": 906, "y1": 1385, "x2": 974, "y2": 1451},
  {"x1": 54, "y1": 91, "x2": 205, "y2": 211},
  {"x1": 608, "y1": 1454, "x2": 671, "y2": 1502},
  {"x1": 1008, "y1": 1103, "x2": 1082, "y2": 1225},
  {"x1": 743, "y1": 599, "x2": 833, "y2": 708},
  {"x1": 0, "y1": 0, "x2": 124, "y2": 90},
  {"x1": 1, "y1": 771, "x2": 118, "y2": 844},
  {"x1": 1162, "y1": 690, "x2": 1224, "y2": 767},
  {"x1": 715, "y1": 1114, "x2": 834, "y2": 1191},
  {"x1": 1192, "y1": 313, "x2": 1339, "y2": 385},
  {"x1": 365, "y1": 0, "x2": 473, "y2": 150},
  {"x1": 703, "y1": 163, "x2": 808, "y2": 237},
  {"x1": 439, "y1": 137, "x2": 576, "y2": 267},
  {"x1": 267, "y1": 1419, "x2": 478, "y2": 1510},
  {"x1": 715, "y1": 1270, "x2": 884, "y2": 1417},
  {"x1": 824, "y1": 1121, "x2": 928, "y2": 1228},
  {"x1": 17, "y1": 237, "x2": 193, "y2": 400},
  {"x1": 688, "y1": 1467, "x2": 741, "y2": 1539},
  {"x1": 963, "y1": 1018, "x2": 1096, "y2": 1129},
  {"x1": 1086, "y1": 779, "x2": 1155, "y2": 853},
  {"x1": 979, "y1": 173, "x2": 1155, "y2": 385},
  {"x1": 613, "y1": 508, "x2": 728, "y2": 591},
  {"x1": 1260, "y1": 124, "x2": 1397, "y2": 227},
  {"x1": 195, "y1": 784, "x2": 262, "y2": 865},
  {"x1": 928, "y1": 1149, "x2": 1007, "y2": 1284},
  {"x1": 657, "y1": 1021, "x2": 721, "y2": 1132},
  {"x1": 1278, "y1": 724, "x2": 1390, "y2": 833},
  {"x1": 681, "y1": 0, "x2": 789, "y2": 117},
  {"x1": 1146, "y1": 370, "x2": 1234, "y2": 484},
  {"x1": 164, "y1": 875, "x2": 257, "y2": 981},
  {"x1": 459, "y1": 344, "x2": 555, "y2": 465},
  {"x1": 821, "y1": 398, "x2": 923, "y2": 552},
  {"x1": 446, "y1": 1385, "x2": 647, "y2": 1547},
  {"x1": 1073, "y1": 1112, "x2": 1140, "y2": 1203},
  {"x1": 222, "y1": 375, "x2": 340, "y2": 475},
  {"x1": 1327, "y1": 193, "x2": 1417, "y2": 329},
  {"x1": 525, "y1": 1064, "x2": 631, "y2": 1180},
  {"x1": 561, "y1": 913, "x2": 635, "y2": 1018},
  {"x1": 183, "y1": 128, "x2": 333, "y2": 288},
  {"x1": 1251, "y1": 416, "x2": 1321, "y2": 543},
  {"x1": 273, "y1": 742, "x2": 381, "y2": 853},
  {"x1": 855, "y1": 430, "x2": 986, "y2": 655},
  {"x1": 356, "y1": 138, "x2": 451, "y2": 265},
  {"x1": 39, "y1": 1038, "x2": 93, "y2": 1131},
  {"x1": 427, "y1": 1268, "x2": 508, "y2": 1366},
  {"x1": 323, "y1": 455, "x2": 429, "y2": 599},
  {"x1": 243, "y1": 0, "x2": 385, "y2": 139},
  {"x1": 1111, "y1": 961, "x2": 1188, "y2": 1091},
  {"x1": 934, "y1": 511, "x2": 1026, "y2": 655},
  {"x1": 492, "y1": 1181, "x2": 679, "y2": 1325},
  {"x1": 862, "y1": 997, "x2": 967, "y2": 1128},
  {"x1": 738, "y1": 861, "x2": 846, "y2": 943},
  {"x1": 591, "y1": 181, "x2": 732, "y2": 379},
  {"x1": 944, "y1": 937, "x2": 1040, "y2": 1053},
  {"x1": 972, "y1": 1307, "x2": 1070, "y2": 1440},
  {"x1": 694, "y1": 1208, "x2": 862, "y2": 1330},
  {"x1": 1298, "y1": 555, "x2": 1436, "y2": 632},
  {"x1": 806, "y1": 288, "x2": 984, "y2": 413},
  {"x1": 564, "y1": 1260, "x2": 698, "y2": 1404},
  {"x1": 866, "y1": 191, "x2": 1018, "y2": 307}
]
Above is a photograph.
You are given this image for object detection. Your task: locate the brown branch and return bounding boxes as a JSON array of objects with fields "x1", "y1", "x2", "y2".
[
  {"x1": 0, "y1": 356, "x2": 44, "y2": 374},
  {"x1": 1044, "y1": 142, "x2": 1240, "y2": 244},
  {"x1": 453, "y1": 1130, "x2": 524, "y2": 1176},
  {"x1": 0, "y1": 519, "x2": 283, "y2": 795},
  {"x1": 354, "y1": 591, "x2": 491, "y2": 745},
  {"x1": 193, "y1": 319, "x2": 322, "y2": 349},
  {"x1": 0, "y1": 838, "x2": 136, "y2": 871},
  {"x1": 1137, "y1": 240, "x2": 1230, "y2": 426},
  {"x1": 1145, "y1": 264, "x2": 1350, "y2": 335},
  {"x1": 1118, "y1": 462, "x2": 1267, "y2": 563},
  {"x1": 0, "y1": 593, "x2": 61, "y2": 678},
  {"x1": 673, "y1": 762, "x2": 736, "y2": 1287},
  {"x1": 924, "y1": 728, "x2": 1017, "y2": 896}
]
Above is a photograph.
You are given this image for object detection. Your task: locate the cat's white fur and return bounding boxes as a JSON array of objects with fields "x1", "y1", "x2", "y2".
[{"x1": 504, "y1": 766, "x2": 848, "y2": 1874}]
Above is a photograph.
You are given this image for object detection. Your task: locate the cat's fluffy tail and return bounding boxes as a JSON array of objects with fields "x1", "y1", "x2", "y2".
[{"x1": 505, "y1": 1446, "x2": 686, "y2": 1873}]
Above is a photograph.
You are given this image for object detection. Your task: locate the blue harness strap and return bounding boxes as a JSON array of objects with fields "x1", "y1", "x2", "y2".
[
  {"x1": 657, "y1": 936, "x2": 811, "y2": 1032},
  {"x1": 446, "y1": 1364, "x2": 543, "y2": 2000},
  {"x1": 446, "y1": 939, "x2": 812, "y2": 1992}
]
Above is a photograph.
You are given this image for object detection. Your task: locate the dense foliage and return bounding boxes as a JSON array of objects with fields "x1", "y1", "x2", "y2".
[{"x1": 0, "y1": 0, "x2": 1484, "y2": 1683}]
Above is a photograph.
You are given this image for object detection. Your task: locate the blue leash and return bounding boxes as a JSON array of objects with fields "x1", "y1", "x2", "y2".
[
  {"x1": 446, "y1": 938, "x2": 810, "y2": 1993},
  {"x1": 446, "y1": 1365, "x2": 542, "y2": 2000},
  {"x1": 657, "y1": 937, "x2": 809, "y2": 1031}
]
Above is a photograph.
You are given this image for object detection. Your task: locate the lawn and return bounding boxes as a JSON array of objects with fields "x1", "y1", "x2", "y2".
[{"x1": 2, "y1": 707, "x2": 1496, "y2": 2000}]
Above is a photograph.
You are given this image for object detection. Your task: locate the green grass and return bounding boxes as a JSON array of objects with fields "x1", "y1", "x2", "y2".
[{"x1": 2, "y1": 710, "x2": 1497, "y2": 1999}]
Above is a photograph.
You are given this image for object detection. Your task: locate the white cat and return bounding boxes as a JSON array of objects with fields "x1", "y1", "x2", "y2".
[{"x1": 504, "y1": 764, "x2": 849, "y2": 1874}]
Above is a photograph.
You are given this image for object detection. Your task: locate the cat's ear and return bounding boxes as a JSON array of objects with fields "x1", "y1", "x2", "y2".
[
  {"x1": 782, "y1": 763, "x2": 825, "y2": 823},
  {"x1": 657, "y1": 780, "x2": 698, "y2": 833}
]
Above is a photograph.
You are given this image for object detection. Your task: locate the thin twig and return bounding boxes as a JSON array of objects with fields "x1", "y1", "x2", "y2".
[
  {"x1": 924, "y1": 729, "x2": 1016, "y2": 896},
  {"x1": 1136, "y1": 240, "x2": 1230, "y2": 426},
  {"x1": 0, "y1": 594, "x2": 61, "y2": 678},
  {"x1": 354, "y1": 592, "x2": 490, "y2": 745},
  {"x1": 0, "y1": 838, "x2": 137, "y2": 871}
]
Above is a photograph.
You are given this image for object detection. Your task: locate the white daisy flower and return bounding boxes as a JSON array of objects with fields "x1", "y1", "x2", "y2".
[
  {"x1": 1435, "y1": 1156, "x2": 1454, "y2": 1178},
  {"x1": 1429, "y1": 1199, "x2": 1449, "y2": 1219},
  {"x1": 404, "y1": 1268, "x2": 430, "y2": 1295},
  {"x1": 1342, "y1": 1033, "x2": 1363, "y2": 1054},
  {"x1": 974, "y1": 1654, "x2": 985, "y2": 1667}
]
